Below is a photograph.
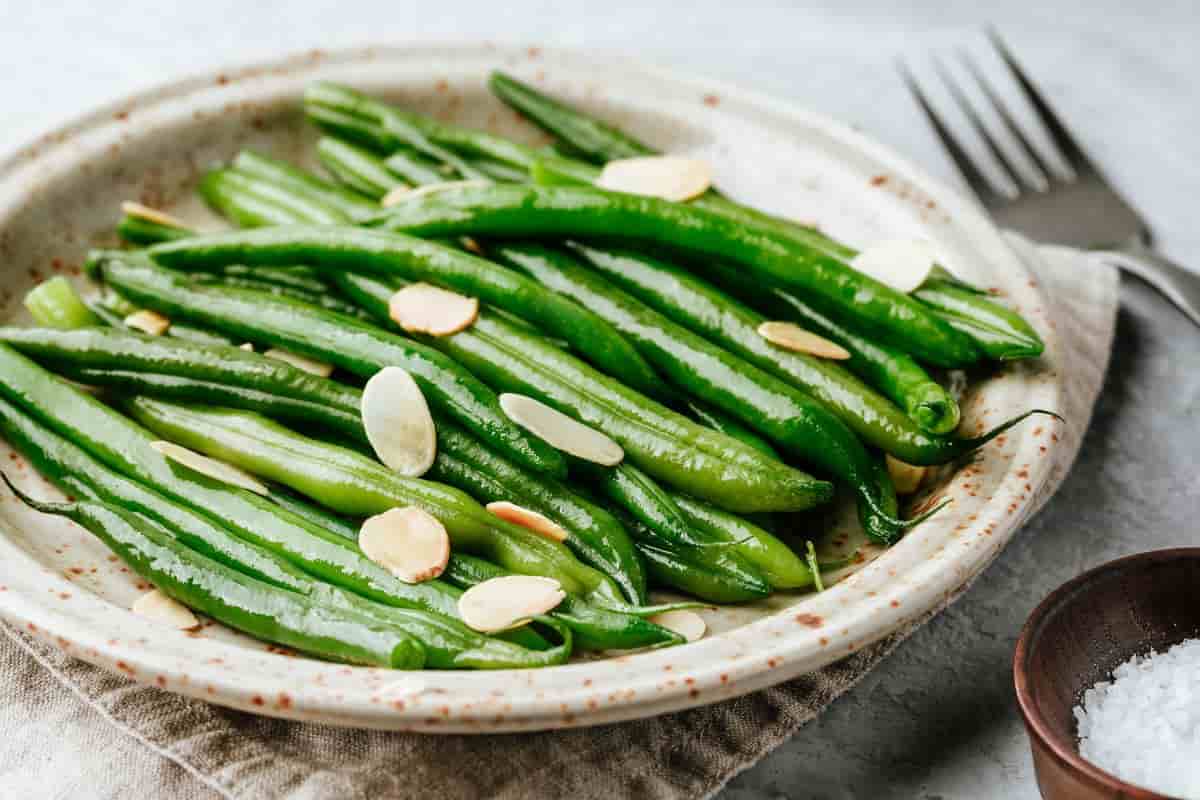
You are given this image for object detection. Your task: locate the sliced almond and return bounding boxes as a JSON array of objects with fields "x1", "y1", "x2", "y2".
[
  {"x1": 131, "y1": 589, "x2": 199, "y2": 630},
  {"x1": 358, "y1": 507, "x2": 449, "y2": 584},
  {"x1": 649, "y1": 609, "x2": 706, "y2": 642},
  {"x1": 124, "y1": 309, "x2": 171, "y2": 336},
  {"x1": 150, "y1": 440, "x2": 269, "y2": 495},
  {"x1": 596, "y1": 156, "x2": 712, "y2": 202},
  {"x1": 486, "y1": 501, "x2": 568, "y2": 543},
  {"x1": 238, "y1": 342, "x2": 255, "y2": 352},
  {"x1": 120, "y1": 201, "x2": 187, "y2": 230},
  {"x1": 499, "y1": 393, "x2": 623, "y2": 466},
  {"x1": 849, "y1": 238, "x2": 939, "y2": 294},
  {"x1": 361, "y1": 367, "x2": 436, "y2": 477},
  {"x1": 380, "y1": 180, "x2": 492, "y2": 208},
  {"x1": 388, "y1": 283, "x2": 479, "y2": 337},
  {"x1": 885, "y1": 455, "x2": 927, "y2": 495},
  {"x1": 757, "y1": 321, "x2": 850, "y2": 360},
  {"x1": 457, "y1": 575, "x2": 565, "y2": 633},
  {"x1": 263, "y1": 348, "x2": 334, "y2": 378}
]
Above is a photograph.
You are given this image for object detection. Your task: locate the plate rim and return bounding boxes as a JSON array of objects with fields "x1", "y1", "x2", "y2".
[{"x1": 0, "y1": 41, "x2": 1066, "y2": 732}]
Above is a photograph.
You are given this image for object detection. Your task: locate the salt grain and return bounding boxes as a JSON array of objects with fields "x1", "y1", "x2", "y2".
[{"x1": 1073, "y1": 638, "x2": 1200, "y2": 798}]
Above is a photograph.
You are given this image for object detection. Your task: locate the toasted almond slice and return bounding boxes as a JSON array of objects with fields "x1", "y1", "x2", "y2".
[
  {"x1": 359, "y1": 507, "x2": 449, "y2": 584},
  {"x1": 150, "y1": 440, "x2": 270, "y2": 495},
  {"x1": 238, "y1": 342, "x2": 255, "y2": 352},
  {"x1": 757, "y1": 321, "x2": 850, "y2": 360},
  {"x1": 499, "y1": 393, "x2": 623, "y2": 466},
  {"x1": 380, "y1": 179, "x2": 492, "y2": 208},
  {"x1": 124, "y1": 309, "x2": 171, "y2": 336},
  {"x1": 596, "y1": 156, "x2": 712, "y2": 202},
  {"x1": 849, "y1": 238, "x2": 939, "y2": 294},
  {"x1": 457, "y1": 575, "x2": 565, "y2": 633},
  {"x1": 885, "y1": 455, "x2": 927, "y2": 495},
  {"x1": 486, "y1": 501, "x2": 568, "y2": 543},
  {"x1": 648, "y1": 609, "x2": 706, "y2": 642},
  {"x1": 131, "y1": 589, "x2": 199, "y2": 630},
  {"x1": 362, "y1": 367, "x2": 436, "y2": 477},
  {"x1": 120, "y1": 201, "x2": 187, "y2": 230},
  {"x1": 388, "y1": 283, "x2": 479, "y2": 336},
  {"x1": 263, "y1": 348, "x2": 334, "y2": 378}
]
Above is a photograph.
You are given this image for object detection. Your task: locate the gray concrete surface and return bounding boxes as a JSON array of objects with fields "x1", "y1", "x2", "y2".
[{"x1": 4, "y1": 2, "x2": 1198, "y2": 797}]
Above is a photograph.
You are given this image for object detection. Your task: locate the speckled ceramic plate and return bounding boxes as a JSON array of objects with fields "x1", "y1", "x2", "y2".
[{"x1": 0, "y1": 44, "x2": 1065, "y2": 732}]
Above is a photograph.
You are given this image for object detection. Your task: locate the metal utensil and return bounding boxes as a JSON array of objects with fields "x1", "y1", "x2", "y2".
[{"x1": 899, "y1": 28, "x2": 1200, "y2": 326}]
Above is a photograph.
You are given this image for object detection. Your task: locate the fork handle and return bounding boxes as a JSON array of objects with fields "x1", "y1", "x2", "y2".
[{"x1": 1100, "y1": 240, "x2": 1200, "y2": 328}]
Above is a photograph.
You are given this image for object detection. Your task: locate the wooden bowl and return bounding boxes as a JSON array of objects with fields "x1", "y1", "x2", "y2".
[{"x1": 1014, "y1": 548, "x2": 1200, "y2": 799}]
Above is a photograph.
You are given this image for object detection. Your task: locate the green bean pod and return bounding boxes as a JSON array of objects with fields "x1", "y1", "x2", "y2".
[
  {"x1": 146, "y1": 226, "x2": 663, "y2": 397},
  {"x1": 569, "y1": 244, "x2": 1042, "y2": 466},
  {"x1": 367, "y1": 183, "x2": 979, "y2": 367},
  {"x1": 669, "y1": 494, "x2": 812, "y2": 591},
  {"x1": 727, "y1": 274, "x2": 960, "y2": 434},
  {"x1": 683, "y1": 399, "x2": 781, "y2": 459},
  {"x1": 123, "y1": 396, "x2": 626, "y2": 607},
  {"x1": 199, "y1": 168, "x2": 346, "y2": 226},
  {"x1": 117, "y1": 214, "x2": 192, "y2": 246},
  {"x1": 488, "y1": 71, "x2": 653, "y2": 163},
  {"x1": 192, "y1": 272, "x2": 366, "y2": 318},
  {"x1": 232, "y1": 150, "x2": 379, "y2": 221},
  {"x1": 0, "y1": 343, "x2": 563, "y2": 635},
  {"x1": 384, "y1": 148, "x2": 454, "y2": 187},
  {"x1": 490, "y1": 242, "x2": 912, "y2": 543},
  {"x1": 442, "y1": 554, "x2": 681, "y2": 651},
  {"x1": 89, "y1": 252, "x2": 565, "y2": 478},
  {"x1": 316, "y1": 137, "x2": 407, "y2": 198},
  {"x1": 5, "y1": 483, "x2": 427, "y2": 669},
  {"x1": 632, "y1": 538, "x2": 771, "y2": 604},
  {"x1": 913, "y1": 279, "x2": 1044, "y2": 360},
  {"x1": 0, "y1": 399, "x2": 569, "y2": 667},
  {"x1": 435, "y1": 309, "x2": 832, "y2": 513}
]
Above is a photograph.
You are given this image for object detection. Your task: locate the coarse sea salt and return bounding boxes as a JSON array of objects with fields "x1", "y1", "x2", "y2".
[{"x1": 1074, "y1": 638, "x2": 1200, "y2": 798}]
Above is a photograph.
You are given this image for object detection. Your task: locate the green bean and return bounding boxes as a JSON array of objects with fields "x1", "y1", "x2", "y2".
[
  {"x1": 146, "y1": 226, "x2": 663, "y2": 397},
  {"x1": 489, "y1": 71, "x2": 652, "y2": 163},
  {"x1": 683, "y1": 399, "x2": 781, "y2": 459},
  {"x1": 198, "y1": 168, "x2": 346, "y2": 226},
  {"x1": 24, "y1": 277, "x2": 100, "y2": 329},
  {"x1": 232, "y1": 150, "x2": 378, "y2": 221},
  {"x1": 124, "y1": 396, "x2": 627, "y2": 607},
  {"x1": 89, "y1": 251, "x2": 565, "y2": 477},
  {"x1": 316, "y1": 137, "x2": 407, "y2": 198},
  {"x1": 5, "y1": 480, "x2": 428, "y2": 669}
]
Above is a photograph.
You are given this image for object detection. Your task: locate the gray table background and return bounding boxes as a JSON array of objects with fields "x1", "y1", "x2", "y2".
[{"x1": 3, "y1": 2, "x2": 1198, "y2": 797}]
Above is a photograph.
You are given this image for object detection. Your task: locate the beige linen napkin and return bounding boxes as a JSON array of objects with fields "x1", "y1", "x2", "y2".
[{"x1": 0, "y1": 237, "x2": 1117, "y2": 800}]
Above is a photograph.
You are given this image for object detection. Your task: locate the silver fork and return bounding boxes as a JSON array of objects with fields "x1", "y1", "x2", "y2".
[{"x1": 898, "y1": 28, "x2": 1200, "y2": 327}]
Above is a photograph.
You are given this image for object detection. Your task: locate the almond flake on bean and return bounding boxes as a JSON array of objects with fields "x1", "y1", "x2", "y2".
[
  {"x1": 361, "y1": 367, "x2": 436, "y2": 477},
  {"x1": 131, "y1": 589, "x2": 199, "y2": 630},
  {"x1": 499, "y1": 393, "x2": 623, "y2": 466},
  {"x1": 150, "y1": 440, "x2": 269, "y2": 495},
  {"x1": 648, "y1": 609, "x2": 706, "y2": 642},
  {"x1": 486, "y1": 501, "x2": 568, "y2": 543},
  {"x1": 596, "y1": 156, "x2": 712, "y2": 202},
  {"x1": 380, "y1": 180, "x2": 492, "y2": 208},
  {"x1": 388, "y1": 283, "x2": 479, "y2": 336},
  {"x1": 757, "y1": 321, "x2": 850, "y2": 360},
  {"x1": 849, "y1": 238, "x2": 939, "y2": 294},
  {"x1": 124, "y1": 309, "x2": 171, "y2": 336},
  {"x1": 120, "y1": 201, "x2": 187, "y2": 230},
  {"x1": 457, "y1": 575, "x2": 565, "y2": 633},
  {"x1": 264, "y1": 348, "x2": 334, "y2": 377},
  {"x1": 358, "y1": 507, "x2": 449, "y2": 584}
]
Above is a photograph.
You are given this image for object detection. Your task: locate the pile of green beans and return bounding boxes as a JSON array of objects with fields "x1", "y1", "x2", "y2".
[{"x1": 0, "y1": 75, "x2": 1056, "y2": 671}]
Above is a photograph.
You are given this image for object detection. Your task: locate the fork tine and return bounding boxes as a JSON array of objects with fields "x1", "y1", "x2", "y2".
[
  {"x1": 957, "y1": 48, "x2": 1051, "y2": 189},
  {"x1": 986, "y1": 27, "x2": 1091, "y2": 171},
  {"x1": 896, "y1": 58, "x2": 1004, "y2": 203},
  {"x1": 931, "y1": 56, "x2": 1027, "y2": 192}
]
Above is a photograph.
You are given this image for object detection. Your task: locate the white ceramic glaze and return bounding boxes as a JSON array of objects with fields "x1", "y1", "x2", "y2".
[{"x1": 0, "y1": 44, "x2": 1064, "y2": 732}]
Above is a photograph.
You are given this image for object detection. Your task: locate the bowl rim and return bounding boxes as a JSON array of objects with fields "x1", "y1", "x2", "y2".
[{"x1": 1013, "y1": 546, "x2": 1200, "y2": 799}]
